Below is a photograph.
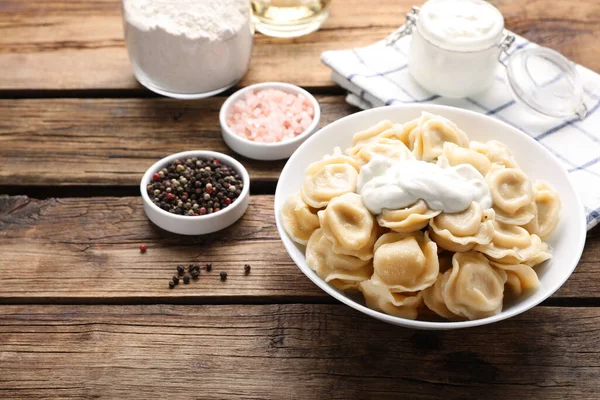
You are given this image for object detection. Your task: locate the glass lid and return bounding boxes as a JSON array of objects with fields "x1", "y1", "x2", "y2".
[{"x1": 505, "y1": 47, "x2": 587, "y2": 120}]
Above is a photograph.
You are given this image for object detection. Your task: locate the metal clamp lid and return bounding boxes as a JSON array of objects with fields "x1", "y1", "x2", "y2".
[
  {"x1": 498, "y1": 32, "x2": 515, "y2": 67},
  {"x1": 385, "y1": 7, "x2": 419, "y2": 46}
]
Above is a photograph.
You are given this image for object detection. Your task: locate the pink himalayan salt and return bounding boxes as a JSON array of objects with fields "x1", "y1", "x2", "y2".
[{"x1": 227, "y1": 89, "x2": 314, "y2": 143}]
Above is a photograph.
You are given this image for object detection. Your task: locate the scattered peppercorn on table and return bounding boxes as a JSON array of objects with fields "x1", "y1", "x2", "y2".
[{"x1": 1, "y1": 0, "x2": 600, "y2": 398}]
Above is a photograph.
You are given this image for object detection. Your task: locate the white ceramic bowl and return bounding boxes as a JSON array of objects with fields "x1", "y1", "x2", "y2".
[
  {"x1": 274, "y1": 104, "x2": 587, "y2": 330},
  {"x1": 141, "y1": 150, "x2": 250, "y2": 235},
  {"x1": 219, "y1": 82, "x2": 321, "y2": 161}
]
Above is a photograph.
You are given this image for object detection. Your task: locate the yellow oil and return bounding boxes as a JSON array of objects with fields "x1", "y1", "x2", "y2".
[{"x1": 252, "y1": 0, "x2": 332, "y2": 37}]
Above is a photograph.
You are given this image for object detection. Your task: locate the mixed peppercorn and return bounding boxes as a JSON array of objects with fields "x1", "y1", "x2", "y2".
[
  {"x1": 167, "y1": 263, "x2": 251, "y2": 288},
  {"x1": 147, "y1": 157, "x2": 244, "y2": 216}
]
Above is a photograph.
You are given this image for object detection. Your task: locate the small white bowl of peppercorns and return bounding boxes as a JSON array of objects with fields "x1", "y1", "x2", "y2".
[{"x1": 140, "y1": 150, "x2": 250, "y2": 235}]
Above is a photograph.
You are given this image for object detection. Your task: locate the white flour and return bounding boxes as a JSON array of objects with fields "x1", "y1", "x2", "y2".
[{"x1": 123, "y1": 0, "x2": 253, "y2": 96}]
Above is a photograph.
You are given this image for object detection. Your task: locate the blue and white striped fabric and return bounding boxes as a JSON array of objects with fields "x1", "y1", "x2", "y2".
[{"x1": 321, "y1": 32, "x2": 600, "y2": 230}]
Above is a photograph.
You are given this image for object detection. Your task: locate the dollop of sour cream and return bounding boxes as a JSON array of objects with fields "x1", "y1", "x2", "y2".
[{"x1": 358, "y1": 156, "x2": 492, "y2": 215}]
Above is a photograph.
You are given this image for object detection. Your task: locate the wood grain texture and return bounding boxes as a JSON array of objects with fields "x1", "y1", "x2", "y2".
[
  {"x1": 0, "y1": 195, "x2": 598, "y2": 302},
  {"x1": 1, "y1": 304, "x2": 600, "y2": 399},
  {"x1": 0, "y1": 0, "x2": 598, "y2": 91},
  {"x1": 0, "y1": 0, "x2": 406, "y2": 91},
  {"x1": 495, "y1": 0, "x2": 600, "y2": 72},
  {"x1": 0, "y1": 97, "x2": 356, "y2": 186},
  {"x1": 0, "y1": 195, "x2": 317, "y2": 302}
]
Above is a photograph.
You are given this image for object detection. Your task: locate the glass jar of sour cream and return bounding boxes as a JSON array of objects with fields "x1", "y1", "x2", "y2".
[
  {"x1": 389, "y1": 0, "x2": 587, "y2": 119},
  {"x1": 407, "y1": 0, "x2": 506, "y2": 98}
]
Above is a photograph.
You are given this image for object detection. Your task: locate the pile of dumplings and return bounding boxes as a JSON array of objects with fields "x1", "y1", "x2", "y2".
[{"x1": 281, "y1": 112, "x2": 561, "y2": 321}]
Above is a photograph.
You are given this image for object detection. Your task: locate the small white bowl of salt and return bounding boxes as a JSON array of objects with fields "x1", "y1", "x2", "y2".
[{"x1": 219, "y1": 82, "x2": 321, "y2": 161}]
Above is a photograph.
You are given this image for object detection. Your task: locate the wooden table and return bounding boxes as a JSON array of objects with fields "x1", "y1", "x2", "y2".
[{"x1": 1, "y1": 0, "x2": 599, "y2": 398}]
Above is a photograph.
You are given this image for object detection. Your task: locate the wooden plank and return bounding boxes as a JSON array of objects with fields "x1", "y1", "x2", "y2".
[
  {"x1": 0, "y1": 195, "x2": 318, "y2": 301},
  {"x1": 0, "y1": 0, "x2": 406, "y2": 91},
  {"x1": 1, "y1": 304, "x2": 600, "y2": 399},
  {"x1": 0, "y1": 195, "x2": 598, "y2": 302},
  {"x1": 498, "y1": 0, "x2": 600, "y2": 71},
  {"x1": 0, "y1": 0, "x2": 598, "y2": 91},
  {"x1": 0, "y1": 97, "x2": 357, "y2": 186}
]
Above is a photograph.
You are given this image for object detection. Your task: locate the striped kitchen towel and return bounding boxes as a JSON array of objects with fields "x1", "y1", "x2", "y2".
[{"x1": 321, "y1": 31, "x2": 600, "y2": 230}]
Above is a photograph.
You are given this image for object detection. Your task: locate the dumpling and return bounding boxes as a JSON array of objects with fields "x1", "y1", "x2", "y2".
[
  {"x1": 422, "y1": 272, "x2": 460, "y2": 320},
  {"x1": 306, "y1": 229, "x2": 373, "y2": 290},
  {"x1": 442, "y1": 252, "x2": 507, "y2": 320},
  {"x1": 428, "y1": 202, "x2": 495, "y2": 252},
  {"x1": 280, "y1": 191, "x2": 320, "y2": 245},
  {"x1": 396, "y1": 117, "x2": 420, "y2": 148},
  {"x1": 475, "y1": 221, "x2": 552, "y2": 266},
  {"x1": 350, "y1": 120, "x2": 394, "y2": 146},
  {"x1": 489, "y1": 261, "x2": 540, "y2": 297},
  {"x1": 410, "y1": 112, "x2": 470, "y2": 162},
  {"x1": 359, "y1": 279, "x2": 423, "y2": 319},
  {"x1": 350, "y1": 122, "x2": 414, "y2": 147},
  {"x1": 487, "y1": 165, "x2": 535, "y2": 225},
  {"x1": 371, "y1": 231, "x2": 439, "y2": 292},
  {"x1": 442, "y1": 142, "x2": 491, "y2": 176},
  {"x1": 470, "y1": 140, "x2": 519, "y2": 169},
  {"x1": 524, "y1": 180, "x2": 561, "y2": 239},
  {"x1": 346, "y1": 138, "x2": 414, "y2": 165},
  {"x1": 487, "y1": 166, "x2": 533, "y2": 214},
  {"x1": 318, "y1": 193, "x2": 379, "y2": 260},
  {"x1": 523, "y1": 240, "x2": 553, "y2": 267},
  {"x1": 377, "y1": 199, "x2": 441, "y2": 233},
  {"x1": 301, "y1": 147, "x2": 360, "y2": 208},
  {"x1": 349, "y1": 115, "x2": 420, "y2": 155},
  {"x1": 495, "y1": 203, "x2": 536, "y2": 225}
]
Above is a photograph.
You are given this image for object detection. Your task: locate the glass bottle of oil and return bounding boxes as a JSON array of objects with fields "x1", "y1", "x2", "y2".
[{"x1": 252, "y1": 0, "x2": 332, "y2": 38}]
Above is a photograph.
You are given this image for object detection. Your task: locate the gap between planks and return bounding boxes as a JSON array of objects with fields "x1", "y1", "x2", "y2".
[
  {"x1": 0, "y1": 86, "x2": 346, "y2": 100},
  {"x1": 2, "y1": 296, "x2": 600, "y2": 308}
]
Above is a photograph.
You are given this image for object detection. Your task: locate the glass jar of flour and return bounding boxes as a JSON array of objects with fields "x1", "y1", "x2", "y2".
[
  {"x1": 122, "y1": 0, "x2": 254, "y2": 99},
  {"x1": 388, "y1": 0, "x2": 586, "y2": 119}
]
